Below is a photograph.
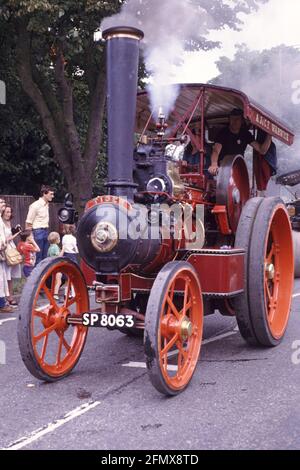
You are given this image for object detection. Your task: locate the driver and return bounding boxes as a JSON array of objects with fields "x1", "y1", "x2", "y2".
[{"x1": 208, "y1": 108, "x2": 272, "y2": 175}]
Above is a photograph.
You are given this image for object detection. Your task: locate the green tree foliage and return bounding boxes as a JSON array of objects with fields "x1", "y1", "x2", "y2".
[
  {"x1": 0, "y1": 0, "x2": 268, "y2": 208},
  {"x1": 0, "y1": 0, "x2": 119, "y2": 207},
  {"x1": 0, "y1": 42, "x2": 66, "y2": 199}
]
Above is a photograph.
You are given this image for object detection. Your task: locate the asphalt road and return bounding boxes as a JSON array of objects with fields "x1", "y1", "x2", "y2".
[{"x1": 1, "y1": 281, "x2": 300, "y2": 451}]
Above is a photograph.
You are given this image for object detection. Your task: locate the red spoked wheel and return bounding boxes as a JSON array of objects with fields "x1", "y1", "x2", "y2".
[
  {"x1": 217, "y1": 154, "x2": 250, "y2": 233},
  {"x1": 18, "y1": 257, "x2": 89, "y2": 381},
  {"x1": 234, "y1": 197, "x2": 294, "y2": 346},
  {"x1": 144, "y1": 261, "x2": 203, "y2": 395}
]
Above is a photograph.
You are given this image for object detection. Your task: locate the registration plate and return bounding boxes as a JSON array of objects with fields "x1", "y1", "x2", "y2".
[{"x1": 82, "y1": 313, "x2": 135, "y2": 328}]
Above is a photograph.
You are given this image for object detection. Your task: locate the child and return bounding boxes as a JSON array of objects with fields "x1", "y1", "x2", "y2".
[
  {"x1": 61, "y1": 224, "x2": 78, "y2": 300},
  {"x1": 47, "y1": 232, "x2": 60, "y2": 258},
  {"x1": 61, "y1": 224, "x2": 78, "y2": 263},
  {"x1": 48, "y1": 226, "x2": 78, "y2": 302},
  {"x1": 17, "y1": 230, "x2": 40, "y2": 278},
  {"x1": 47, "y1": 232, "x2": 62, "y2": 301}
]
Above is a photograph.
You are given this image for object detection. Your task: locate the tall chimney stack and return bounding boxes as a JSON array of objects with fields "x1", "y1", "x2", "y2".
[{"x1": 102, "y1": 26, "x2": 144, "y2": 197}]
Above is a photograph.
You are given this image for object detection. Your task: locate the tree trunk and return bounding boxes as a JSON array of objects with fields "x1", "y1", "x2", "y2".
[
  {"x1": 67, "y1": 171, "x2": 95, "y2": 214},
  {"x1": 15, "y1": 21, "x2": 107, "y2": 213}
]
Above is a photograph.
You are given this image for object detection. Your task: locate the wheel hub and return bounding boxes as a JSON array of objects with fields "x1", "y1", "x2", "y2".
[
  {"x1": 265, "y1": 262, "x2": 275, "y2": 280},
  {"x1": 232, "y1": 187, "x2": 241, "y2": 204},
  {"x1": 180, "y1": 317, "x2": 193, "y2": 341},
  {"x1": 41, "y1": 304, "x2": 70, "y2": 330},
  {"x1": 55, "y1": 308, "x2": 70, "y2": 330}
]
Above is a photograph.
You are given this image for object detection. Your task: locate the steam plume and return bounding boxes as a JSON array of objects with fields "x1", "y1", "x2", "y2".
[
  {"x1": 102, "y1": 0, "x2": 209, "y2": 119},
  {"x1": 213, "y1": 45, "x2": 300, "y2": 174}
]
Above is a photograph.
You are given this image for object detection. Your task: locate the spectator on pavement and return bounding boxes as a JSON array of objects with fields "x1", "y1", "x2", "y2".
[
  {"x1": 47, "y1": 232, "x2": 62, "y2": 302},
  {"x1": 25, "y1": 185, "x2": 55, "y2": 265},
  {"x1": 61, "y1": 224, "x2": 79, "y2": 264},
  {"x1": 17, "y1": 230, "x2": 40, "y2": 278},
  {"x1": 2, "y1": 205, "x2": 22, "y2": 307},
  {"x1": 47, "y1": 232, "x2": 61, "y2": 258},
  {"x1": 0, "y1": 197, "x2": 13, "y2": 313},
  {"x1": 60, "y1": 224, "x2": 78, "y2": 300}
]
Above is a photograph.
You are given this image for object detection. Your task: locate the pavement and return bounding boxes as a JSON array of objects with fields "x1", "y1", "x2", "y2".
[{"x1": 1, "y1": 281, "x2": 300, "y2": 450}]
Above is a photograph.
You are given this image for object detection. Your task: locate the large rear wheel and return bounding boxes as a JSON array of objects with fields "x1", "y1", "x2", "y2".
[
  {"x1": 233, "y1": 197, "x2": 264, "y2": 342},
  {"x1": 234, "y1": 197, "x2": 294, "y2": 346},
  {"x1": 144, "y1": 261, "x2": 203, "y2": 395},
  {"x1": 18, "y1": 257, "x2": 89, "y2": 381}
]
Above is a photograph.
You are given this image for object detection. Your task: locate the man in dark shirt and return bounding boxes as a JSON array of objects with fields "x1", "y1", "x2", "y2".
[{"x1": 208, "y1": 108, "x2": 272, "y2": 175}]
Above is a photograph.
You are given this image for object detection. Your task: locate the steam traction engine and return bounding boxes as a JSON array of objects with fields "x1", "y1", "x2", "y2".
[{"x1": 18, "y1": 27, "x2": 295, "y2": 396}]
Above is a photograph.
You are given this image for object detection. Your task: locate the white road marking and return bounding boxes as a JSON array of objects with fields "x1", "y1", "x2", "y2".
[
  {"x1": 2, "y1": 401, "x2": 101, "y2": 450},
  {"x1": 123, "y1": 362, "x2": 178, "y2": 371},
  {"x1": 202, "y1": 330, "x2": 237, "y2": 345},
  {"x1": 0, "y1": 317, "x2": 16, "y2": 326},
  {"x1": 123, "y1": 361, "x2": 147, "y2": 369},
  {"x1": 292, "y1": 292, "x2": 300, "y2": 298}
]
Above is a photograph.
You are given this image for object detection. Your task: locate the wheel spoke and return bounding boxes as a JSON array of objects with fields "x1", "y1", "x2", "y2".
[
  {"x1": 33, "y1": 323, "x2": 57, "y2": 344},
  {"x1": 40, "y1": 334, "x2": 49, "y2": 362},
  {"x1": 268, "y1": 306, "x2": 276, "y2": 325},
  {"x1": 166, "y1": 281, "x2": 176, "y2": 316},
  {"x1": 265, "y1": 279, "x2": 273, "y2": 303},
  {"x1": 176, "y1": 341, "x2": 188, "y2": 363},
  {"x1": 54, "y1": 329, "x2": 71, "y2": 352},
  {"x1": 33, "y1": 309, "x2": 48, "y2": 321},
  {"x1": 268, "y1": 278, "x2": 279, "y2": 324},
  {"x1": 67, "y1": 296, "x2": 78, "y2": 308},
  {"x1": 183, "y1": 282, "x2": 189, "y2": 313},
  {"x1": 267, "y1": 244, "x2": 275, "y2": 264},
  {"x1": 160, "y1": 333, "x2": 179, "y2": 357},
  {"x1": 161, "y1": 337, "x2": 167, "y2": 369},
  {"x1": 179, "y1": 300, "x2": 192, "y2": 316},
  {"x1": 265, "y1": 279, "x2": 276, "y2": 323},
  {"x1": 166, "y1": 295, "x2": 180, "y2": 320},
  {"x1": 178, "y1": 350, "x2": 183, "y2": 369},
  {"x1": 42, "y1": 285, "x2": 59, "y2": 311},
  {"x1": 56, "y1": 332, "x2": 64, "y2": 366}
]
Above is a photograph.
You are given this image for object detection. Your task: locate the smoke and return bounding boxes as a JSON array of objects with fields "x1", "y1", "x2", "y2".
[
  {"x1": 101, "y1": 0, "x2": 209, "y2": 119},
  {"x1": 213, "y1": 45, "x2": 300, "y2": 174}
]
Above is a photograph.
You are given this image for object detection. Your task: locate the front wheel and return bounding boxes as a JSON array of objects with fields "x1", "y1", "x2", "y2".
[
  {"x1": 144, "y1": 261, "x2": 203, "y2": 396},
  {"x1": 18, "y1": 257, "x2": 89, "y2": 381}
]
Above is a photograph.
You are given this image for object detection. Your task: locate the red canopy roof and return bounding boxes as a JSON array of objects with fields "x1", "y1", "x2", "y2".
[{"x1": 136, "y1": 84, "x2": 294, "y2": 146}]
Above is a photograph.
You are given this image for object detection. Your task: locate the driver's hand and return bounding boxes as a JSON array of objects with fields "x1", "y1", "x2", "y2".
[{"x1": 208, "y1": 164, "x2": 219, "y2": 176}]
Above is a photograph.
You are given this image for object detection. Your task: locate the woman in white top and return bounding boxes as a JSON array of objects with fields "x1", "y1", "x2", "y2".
[
  {"x1": 2, "y1": 205, "x2": 22, "y2": 307},
  {"x1": 0, "y1": 198, "x2": 12, "y2": 313}
]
